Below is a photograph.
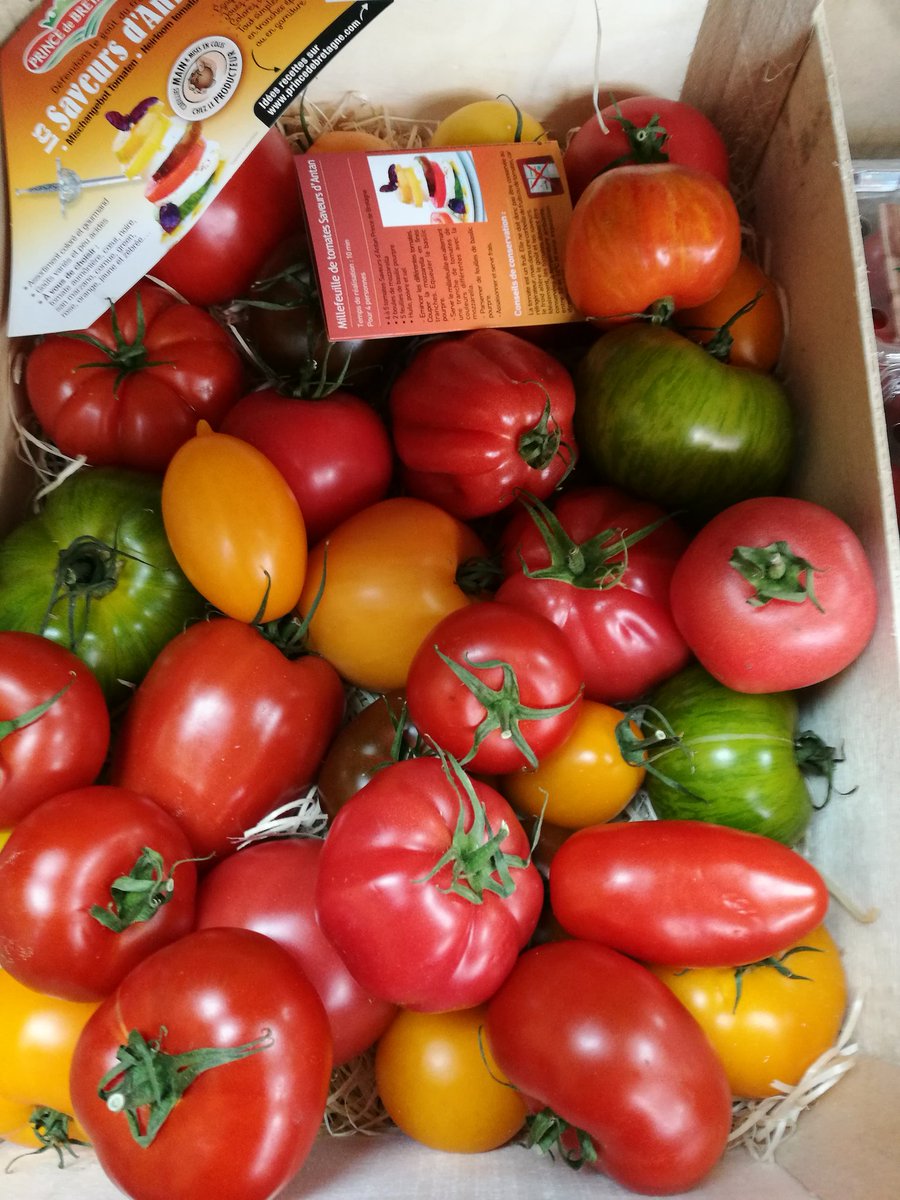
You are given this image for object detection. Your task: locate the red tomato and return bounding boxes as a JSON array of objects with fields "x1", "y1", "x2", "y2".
[
  {"x1": 495, "y1": 486, "x2": 690, "y2": 703},
  {"x1": 25, "y1": 283, "x2": 245, "y2": 473},
  {"x1": 486, "y1": 939, "x2": 732, "y2": 1194},
  {"x1": 219, "y1": 387, "x2": 394, "y2": 545},
  {"x1": 0, "y1": 632, "x2": 109, "y2": 827},
  {"x1": 316, "y1": 757, "x2": 543, "y2": 1011},
  {"x1": 549, "y1": 820, "x2": 829, "y2": 966},
  {"x1": 70, "y1": 928, "x2": 331, "y2": 1200},
  {"x1": 110, "y1": 617, "x2": 344, "y2": 861},
  {"x1": 389, "y1": 329, "x2": 578, "y2": 519},
  {"x1": 195, "y1": 838, "x2": 396, "y2": 1065},
  {"x1": 669, "y1": 496, "x2": 878, "y2": 691},
  {"x1": 564, "y1": 163, "x2": 741, "y2": 322},
  {"x1": 152, "y1": 129, "x2": 305, "y2": 307},
  {"x1": 405, "y1": 600, "x2": 584, "y2": 773},
  {"x1": 0, "y1": 786, "x2": 197, "y2": 1001},
  {"x1": 563, "y1": 96, "x2": 730, "y2": 202}
]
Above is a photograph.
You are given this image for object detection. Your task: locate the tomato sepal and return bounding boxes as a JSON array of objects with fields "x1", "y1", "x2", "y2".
[{"x1": 525, "y1": 1106, "x2": 598, "y2": 1171}]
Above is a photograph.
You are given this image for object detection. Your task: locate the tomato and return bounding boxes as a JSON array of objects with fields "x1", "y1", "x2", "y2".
[
  {"x1": 564, "y1": 163, "x2": 741, "y2": 322},
  {"x1": 152, "y1": 128, "x2": 305, "y2": 307},
  {"x1": 299, "y1": 497, "x2": 486, "y2": 692},
  {"x1": 673, "y1": 253, "x2": 785, "y2": 371},
  {"x1": 669, "y1": 496, "x2": 878, "y2": 692},
  {"x1": 220, "y1": 387, "x2": 394, "y2": 545},
  {"x1": 550, "y1": 819, "x2": 828, "y2": 967},
  {"x1": 110, "y1": 617, "x2": 344, "y2": 861},
  {"x1": 430, "y1": 98, "x2": 545, "y2": 146},
  {"x1": 0, "y1": 632, "x2": 109, "y2": 827},
  {"x1": 0, "y1": 785, "x2": 197, "y2": 1001},
  {"x1": 575, "y1": 323, "x2": 794, "y2": 516},
  {"x1": 0, "y1": 468, "x2": 204, "y2": 705},
  {"x1": 24, "y1": 283, "x2": 245, "y2": 473},
  {"x1": 389, "y1": 328, "x2": 577, "y2": 519},
  {"x1": 70, "y1": 928, "x2": 331, "y2": 1200},
  {"x1": 651, "y1": 924, "x2": 848, "y2": 1099},
  {"x1": 316, "y1": 690, "x2": 410, "y2": 819},
  {"x1": 307, "y1": 129, "x2": 393, "y2": 153},
  {"x1": 195, "y1": 838, "x2": 396, "y2": 1066},
  {"x1": 316, "y1": 757, "x2": 543, "y2": 1011},
  {"x1": 485, "y1": 939, "x2": 732, "y2": 1194},
  {"x1": 563, "y1": 96, "x2": 730, "y2": 202},
  {"x1": 375, "y1": 1005, "x2": 527, "y2": 1152},
  {"x1": 405, "y1": 600, "x2": 584, "y2": 773},
  {"x1": 162, "y1": 423, "x2": 307, "y2": 623},
  {"x1": 0, "y1": 968, "x2": 99, "y2": 1118},
  {"x1": 500, "y1": 700, "x2": 644, "y2": 828},
  {"x1": 494, "y1": 486, "x2": 690, "y2": 703},
  {"x1": 627, "y1": 663, "x2": 820, "y2": 843}
]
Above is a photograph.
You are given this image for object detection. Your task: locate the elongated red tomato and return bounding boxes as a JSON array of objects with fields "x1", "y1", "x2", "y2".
[
  {"x1": 564, "y1": 162, "x2": 741, "y2": 322},
  {"x1": 316, "y1": 757, "x2": 543, "y2": 1012},
  {"x1": 70, "y1": 928, "x2": 331, "y2": 1200},
  {"x1": 486, "y1": 939, "x2": 732, "y2": 1194},
  {"x1": 549, "y1": 820, "x2": 829, "y2": 966},
  {"x1": 111, "y1": 618, "x2": 344, "y2": 861}
]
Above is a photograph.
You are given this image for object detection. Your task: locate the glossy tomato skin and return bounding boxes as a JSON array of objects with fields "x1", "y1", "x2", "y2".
[
  {"x1": 111, "y1": 618, "x2": 344, "y2": 861},
  {"x1": 389, "y1": 329, "x2": 577, "y2": 519},
  {"x1": 300, "y1": 497, "x2": 486, "y2": 692},
  {"x1": 550, "y1": 820, "x2": 828, "y2": 967},
  {"x1": 0, "y1": 786, "x2": 197, "y2": 1001},
  {"x1": 563, "y1": 96, "x2": 730, "y2": 203},
  {"x1": 375, "y1": 1005, "x2": 527, "y2": 1152},
  {"x1": 673, "y1": 253, "x2": 785, "y2": 371},
  {"x1": 564, "y1": 163, "x2": 741, "y2": 322},
  {"x1": 640, "y1": 663, "x2": 814, "y2": 843},
  {"x1": 575, "y1": 324, "x2": 794, "y2": 516},
  {"x1": 486, "y1": 939, "x2": 732, "y2": 1194},
  {"x1": 70, "y1": 928, "x2": 332, "y2": 1200},
  {"x1": 220, "y1": 388, "x2": 394, "y2": 545},
  {"x1": 0, "y1": 468, "x2": 204, "y2": 705},
  {"x1": 495, "y1": 485, "x2": 690, "y2": 703},
  {"x1": 0, "y1": 632, "x2": 109, "y2": 826},
  {"x1": 650, "y1": 924, "x2": 848, "y2": 1098},
  {"x1": 152, "y1": 129, "x2": 304, "y2": 307},
  {"x1": 430, "y1": 98, "x2": 545, "y2": 146},
  {"x1": 316, "y1": 690, "x2": 408, "y2": 819},
  {"x1": 0, "y1": 969, "x2": 99, "y2": 1118},
  {"x1": 669, "y1": 496, "x2": 878, "y2": 692},
  {"x1": 195, "y1": 838, "x2": 396, "y2": 1065},
  {"x1": 405, "y1": 600, "x2": 584, "y2": 773},
  {"x1": 316, "y1": 757, "x2": 543, "y2": 1011},
  {"x1": 25, "y1": 283, "x2": 245, "y2": 473}
]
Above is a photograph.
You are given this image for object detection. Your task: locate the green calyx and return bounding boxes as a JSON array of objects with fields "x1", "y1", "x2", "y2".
[
  {"x1": 64, "y1": 293, "x2": 172, "y2": 390},
  {"x1": 730, "y1": 944, "x2": 823, "y2": 1012},
  {"x1": 3, "y1": 1107, "x2": 87, "y2": 1173},
  {"x1": 517, "y1": 389, "x2": 573, "y2": 475},
  {"x1": 99, "y1": 1026, "x2": 273, "y2": 1147},
  {"x1": 414, "y1": 754, "x2": 535, "y2": 904},
  {"x1": 89, "y1": 847, "x2": 205, "y2": 934},
  {"x1": 0, "y1": 681, "x2": 70, "y2": 743},
  {"x1": 614, "y1": 704, "x2": 705, "y2": 802},
  {"x1": 730, "y1": 541, "x2": 824, "y2": 611},
  {"x1": 434, "y1": 645, "x2": 581, "y2": 770},
  {"x1": 681, "y1": 289, "x2": 765, "y2": 363},
  {"x1": 525, "y1": 1107, "x2": 597, "y2": 1170},
  {"x1": 514, "y1": 490, "x2": 671, "y2": 590}
]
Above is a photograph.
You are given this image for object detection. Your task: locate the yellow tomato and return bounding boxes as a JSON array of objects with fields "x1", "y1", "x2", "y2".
[
  {"x1": 431, "y1": 98, "x2": 545, "y2": 147},
  {"x1": 307, "y1": 129, "x2": 392, "y2": 153},
  {"x1": 375, "y1": 1005, "x2": 527, "y2": 1152},
  {"x1": 299, "y1": 497, "x2": 485, "y2": 692},
  {"x1": 161, "y1": 422, "x2": 307, "y2": 623},
  {"x1": 0, "y1": 969, "x2": 99, "y2": 1116},
  {"x1": 651, "y1": 924, "x2": 848, "y2": 1099},
  {"x1": 500, "y1": 700, "x2": 645, "y2": 828}
]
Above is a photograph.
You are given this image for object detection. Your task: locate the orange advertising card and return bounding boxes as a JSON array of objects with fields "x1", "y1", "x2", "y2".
[
  {"x1": 1, "y1": 0, "x2": 393, "y2": 336},
  {"x1": 296, "y1": 142, "x2": 580, "y2": 339}
]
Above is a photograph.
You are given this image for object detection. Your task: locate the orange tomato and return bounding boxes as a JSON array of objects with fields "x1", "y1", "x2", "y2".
[
  {"x1": 673, "y1": 253, "x2": 785, "y2": 371},
  {"x1": 307, "y1": 129, "x2": 392, "y2": 153}
]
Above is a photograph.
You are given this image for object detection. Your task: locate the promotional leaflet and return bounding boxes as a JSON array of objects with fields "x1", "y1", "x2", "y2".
[
  {"x1": 1, "y1": 0, "x2": 393, "y2": 336},
  {"x1": 296, "y1": 141, "x2": 580, "y2": 340}
]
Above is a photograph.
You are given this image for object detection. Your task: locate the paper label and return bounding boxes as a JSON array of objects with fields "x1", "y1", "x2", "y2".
[
  {"x1": 296, "y1": 142, "x2": 580, "y2": 340},
  {"x1": 1, "y1": 0, "x2": 393, "y2": 336}
]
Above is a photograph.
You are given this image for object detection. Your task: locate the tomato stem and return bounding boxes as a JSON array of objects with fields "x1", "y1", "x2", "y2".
[
  {"x1": 3, "y1": 1107, "x2": 87, "y2": 1173},
  {"x1": 98, "y1": 1026, "x2": 273, "y2": 1147},
  {"x1": 89, "y1": 847, "x2": 208, "y2": 933},
  {"x1": 525, "y1": 1107, "x2": 598, "y2": 1170},
  {"x1": 729, "y1": 541, "x2": 824, "y2": 611},
  {"x1": 63, "y1": 292, "x2": 174, "y2": 390}
]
